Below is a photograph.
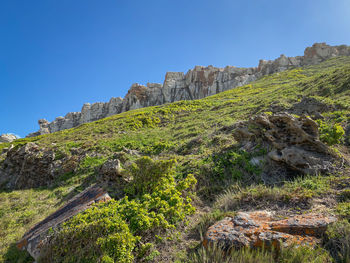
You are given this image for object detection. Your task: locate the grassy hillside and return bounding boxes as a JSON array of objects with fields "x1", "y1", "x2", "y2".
[{"x1": 1, "y1": 56, "x2": 350, "y2": 262}]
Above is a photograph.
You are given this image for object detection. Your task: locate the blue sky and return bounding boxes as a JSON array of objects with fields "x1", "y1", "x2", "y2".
[{"x1": 1, "y1": 0, "x2": 350, "y2": 137}]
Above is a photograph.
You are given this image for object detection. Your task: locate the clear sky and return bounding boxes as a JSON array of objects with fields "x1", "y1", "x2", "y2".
[{"x1": 1, "y1": 0, "x2": 350, "y2": 137}]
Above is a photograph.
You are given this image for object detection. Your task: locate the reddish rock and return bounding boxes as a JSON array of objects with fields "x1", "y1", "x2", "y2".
[
  {"x1": 204, "y1": 211, "x2": 336, "y2": 251},
  {"x1": 17, "y1": 185, "x2": 111, "y2": 261}
]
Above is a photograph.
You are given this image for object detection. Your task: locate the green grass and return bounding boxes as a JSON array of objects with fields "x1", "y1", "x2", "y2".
[{"x1": 1, "y1": 56, "x2": 350, "y2": 262}]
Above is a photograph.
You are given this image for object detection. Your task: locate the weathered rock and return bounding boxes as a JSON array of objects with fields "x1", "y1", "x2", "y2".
[
  {"x1": 289, "y1": 97, "x2": 334, "y2": 117},
  {"x1": 0, "y1": 143, "x2": 55, "y2": 189},
  {"x1": 97, "y1": 159, "x2": 122, "y2": 180},
  {"x1": 204, "y1": 211, "x2": 336, "y2": 250},
  {"x1": 0, "y1": 133, "x2": 17, "y2": 143},
  {"x1": 16, "y1": 185, "x2": 111, "y2": 261},
  {"x1": 233, "y1": 113, "x2": 338, "y2": 182},
  {"x1": 0, "y1": 143, "x2": 80, "y2": 189},
  {"x1": 27, "y1": 43, "x2": 350, "y2": 137}
]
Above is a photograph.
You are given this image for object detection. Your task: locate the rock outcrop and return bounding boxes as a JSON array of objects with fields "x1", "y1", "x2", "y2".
[
  {"x1": 0, "y1": 133, "x2": 17, "y2": 143},
  {"x1": 233, "y1": 113, "x2": 339, "y2": 183},
  {"x1": 16, "y1": 185, "x2": 111, "y2": 261},
  {"x1": 0, "y1": 142, "x2": 80, "y2": 189},
  {"x1": 27, "y1": 43, "x2": 350, "y2": 137},
  {"x1": 204, "y1": 211, "x2": 336, "y2": 250}
]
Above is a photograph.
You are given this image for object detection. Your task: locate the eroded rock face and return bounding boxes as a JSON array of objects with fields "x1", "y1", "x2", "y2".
[
  {"x1": 16, "y1": 185, "x2": 111, "y2": 261},
  {"x1": 27, "y1": 43, "x2": 350, "y2": 137},
  {"x1": 233, "y1": 113, "x2": 338, "y2": 182},
  {"x1": 0, "y1": 133, "x2": 17, "y2": 143},
  {"x1": 204, "y1": 211, "x2": 336, "y2": 250}
]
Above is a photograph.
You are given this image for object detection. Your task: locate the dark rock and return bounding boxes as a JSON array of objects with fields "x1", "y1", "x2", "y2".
[{"x1": 0, "y1": 143, "x2": 80, "y2": 189}]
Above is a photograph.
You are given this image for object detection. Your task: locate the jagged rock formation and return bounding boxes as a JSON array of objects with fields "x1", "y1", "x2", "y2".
[
  {"x1": 0, "y1": 133, "x2": 17, "y2": 143},
  {"x1": 17, "y1": 185, "x2": 111, "y2": 261},
  {"x1": 28, "y1": 43, "x2": 350, "y2": 137},
  {"x1": 233, "y1": 113, "x2": 340, "y2": 183},
  {"x1": 204, "y1": 211, "x2": 336, "y2": 250}
]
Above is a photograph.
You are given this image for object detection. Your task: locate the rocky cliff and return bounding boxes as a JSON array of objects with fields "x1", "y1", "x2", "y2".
[{"x1": 27, "y1": 42, "x2": 350, "y2": 137}]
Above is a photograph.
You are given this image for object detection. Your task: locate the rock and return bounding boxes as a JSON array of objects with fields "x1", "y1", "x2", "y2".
[
  {"x1": 97, "y1": 159, "x2": 122, "y2": 180},
  {"x1": 27, "y1": 43, "x2": 350, "y2": 137},
  {"x1": 0, "y1": 143, "x2": 80, "y2": 189},
  {"x1": 204, "y1": 211, "x2": 336, "y2": 251},
  {"x1": 0, "y1": 133, "x2": 17, "y2": 143},
  {"x1": 233, "y1": 113, "x2": 338, "y2": 182},
  {"x1": 289, "y1": 97, "x2": 334, "y2": 117},
  {"x1": 0, "y1": 143, "x2": 55, "y2": 189},
  {"x1": 16, "y1": 185, "x2": 111, "y2": 261}
]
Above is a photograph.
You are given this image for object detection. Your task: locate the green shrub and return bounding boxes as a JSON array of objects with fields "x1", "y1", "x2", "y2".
[
  {"x1": 39, "y1": 207, "x2": 136, "y2": 263},
  {"x1": 324, "y1": 220, "x2": 350, "y2": 263},
  {"x1": 40, "y1": 157, "x2": 196, "y2": 263},
  {"x1": 317, "y1": 120, "x2": 345, "y2": 145},
  {"x1": 336, "y1": 202, "x2": 350, "y2": 219},
  {"x1": 206, "y1": 149, "x2": 264, "y2": 184}
]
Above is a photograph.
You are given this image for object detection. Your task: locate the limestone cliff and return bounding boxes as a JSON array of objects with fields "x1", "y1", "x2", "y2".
[{"x1": 27, "y1": 42, "x2": 350, "y2": 137}]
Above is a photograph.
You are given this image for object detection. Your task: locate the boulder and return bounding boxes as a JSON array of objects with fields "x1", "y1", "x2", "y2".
[
  {"x1": 0, "y1": 133, "x2": 17, "y2": 143},
  {"x1": 16, "y1": 185, "x2": 111, "y2": 261},
  {"x1": 233, "y1": 113, "x2": 338, "y2": 182},
  {"x1": 0, "y1": 143, "x2": 55, "y2": 189},
  {"x1": 0, "y1": 143, "x2": 80, "y2": 189},
  {"x1": 97, "y1": 159, "x2": 122, "y2": 180},
  {"x1": 204, "y1": 211, "x2": 336, "y2": 250}
]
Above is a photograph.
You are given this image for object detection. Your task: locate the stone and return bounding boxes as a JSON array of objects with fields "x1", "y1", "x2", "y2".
[
  {"x1": 0, "y1": 133, "x2": 17, "y2": 143},
  {"x1": 204, "y1": 211, "x2": 336, "y2": 251},
  {"x1": 0, "y1": 143, "x2": 81, "y2": 189},
  {"x1": 233, "y1": 113, "x2": 338, "y2": 181},
  {"x1": 16, "y1": 185, "x2": 111, "y2": 261},
  {"x1": 97, "y1": 159, "x2": 122, "y2": 180},
  {"x1": 27, "y1": 43, "x2": 350, "y2": 137},
  {"x1": 289, "y1": 97, "x2": 334, "y2": 117}
]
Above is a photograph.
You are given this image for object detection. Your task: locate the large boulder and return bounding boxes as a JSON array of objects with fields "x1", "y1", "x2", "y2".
[
  {"x1": 233, "y1": 113, "x2": 339, "y2": 182},
  {"x1": 204, "y1": 211, "x2": 336, "y2": 250},
  {"x1": 16, "y1": 185, "x2": 111, "y2": 261},
  {"x1": 0, "y1": 133, "x2": 17, "y2": 143}
]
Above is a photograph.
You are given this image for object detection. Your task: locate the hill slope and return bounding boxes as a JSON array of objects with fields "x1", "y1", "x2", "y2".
[{"x1": 1, "y1": 56, "x2": 350, "y2": 262}]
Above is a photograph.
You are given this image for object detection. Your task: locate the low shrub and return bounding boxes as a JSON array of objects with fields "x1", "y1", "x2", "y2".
[
  {"x1": 317, "y1": 120, "x2": 345, "y2": 145},
  {"x1": 324, "y1": 220, "x2": 350, "y2": 263},
  {"x1": 40, "y1": 157, "x2": 196, "y2": 263}
]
